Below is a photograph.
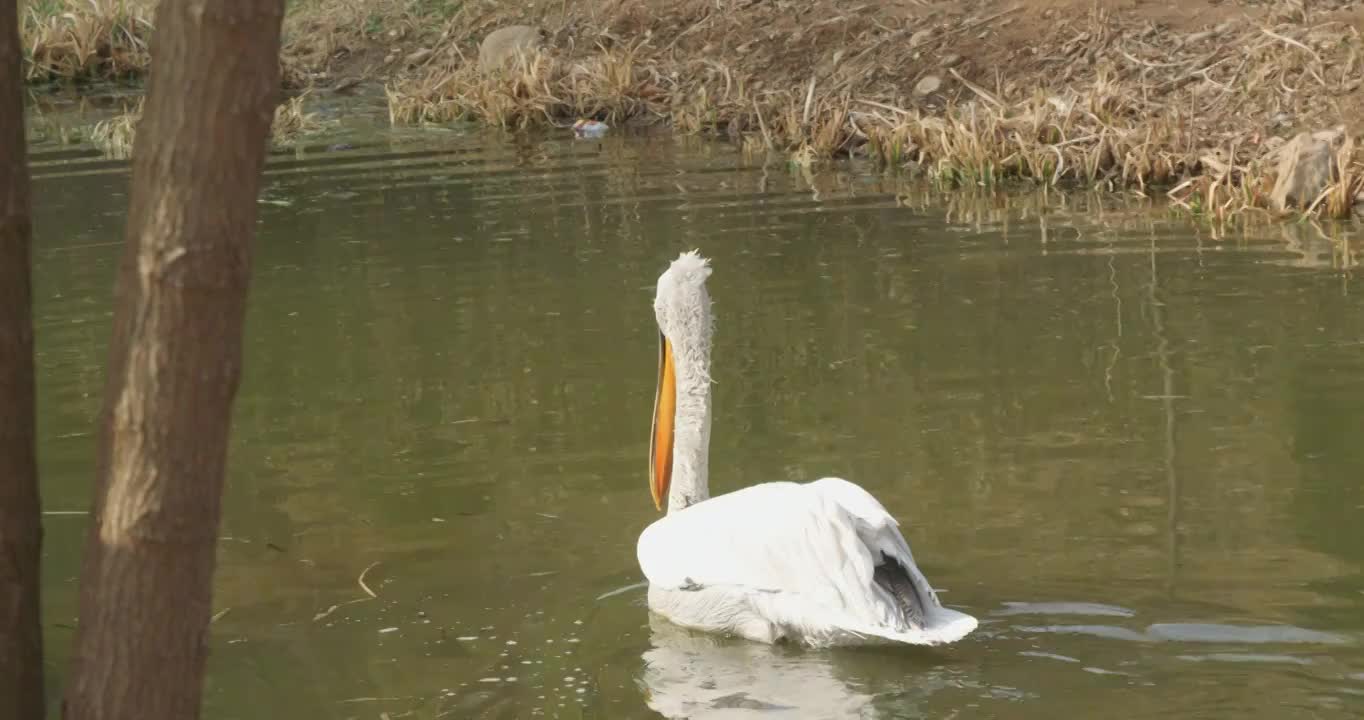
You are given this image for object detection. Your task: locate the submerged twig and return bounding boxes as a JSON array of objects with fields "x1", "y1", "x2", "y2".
[
  {"x1": 313, "y1": 597, "x2": 372, "y2": 622},
  {"x1": 358, "y1": 561, "x2": 381, "y2": 598}
]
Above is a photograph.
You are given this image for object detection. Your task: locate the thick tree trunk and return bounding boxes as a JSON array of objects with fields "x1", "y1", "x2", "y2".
[
  {"x1": 61, "y1": 1, "x2": 285, "y2": 718},
  {"x1": 0, "y1": 1, "x2": 45, "y2": 718}
]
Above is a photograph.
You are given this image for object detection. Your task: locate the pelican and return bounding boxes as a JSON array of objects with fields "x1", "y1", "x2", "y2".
[{"x1": 636, "y1": 250, "x2": 978, "y2": 648}]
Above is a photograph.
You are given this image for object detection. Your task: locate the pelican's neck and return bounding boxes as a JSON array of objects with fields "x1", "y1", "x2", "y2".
[{"x1": 667, "y1": 336, "x2": 712, "y2": 514}]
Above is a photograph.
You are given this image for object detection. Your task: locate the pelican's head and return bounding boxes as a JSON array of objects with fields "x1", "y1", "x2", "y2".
[{"x1": 649, "y1": 250, "x2": 714, "y2": 511}]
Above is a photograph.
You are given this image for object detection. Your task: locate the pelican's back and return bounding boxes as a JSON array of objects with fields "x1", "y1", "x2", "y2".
[{"x1": 637, "y1": 478, "x2": 977, "y2": 647}]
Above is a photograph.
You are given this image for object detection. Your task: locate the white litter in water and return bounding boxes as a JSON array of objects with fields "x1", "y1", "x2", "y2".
[{"x1": 378, "y1": 627, "x2": 399, "y2": 634}]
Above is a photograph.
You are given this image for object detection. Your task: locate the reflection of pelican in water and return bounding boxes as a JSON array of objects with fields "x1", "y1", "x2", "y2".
[
  {"x1": 640, "y1": 613, "x2": 881, "y2": 719},
  {"x1": 637, "y1": 251, "x2": 977, "y2": 648}
]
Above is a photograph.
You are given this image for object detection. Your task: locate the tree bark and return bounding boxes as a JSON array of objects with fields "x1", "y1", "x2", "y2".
[
  {"x1": 0, "y1": 1, "x2": 45, "y2": 717},
  {"x1": 62, "y1": 1, "x2": 285, "y2": 718}
]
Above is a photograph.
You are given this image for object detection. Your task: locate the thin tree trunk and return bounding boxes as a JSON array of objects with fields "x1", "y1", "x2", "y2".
[
  {"x1": 62, "y1": 1, "x2": 285, "y2": 718},
  {"x1": 0, "y1": 1, "x2": 44, "y2": 717}
]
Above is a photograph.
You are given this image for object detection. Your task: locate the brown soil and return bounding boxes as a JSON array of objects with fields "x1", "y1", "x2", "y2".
[
  {"x1": 343, "y1": 0, "x2": 1364, "y2": 132},
  {"x1": 301, "y1": 1, "x2": 1358, "y2": 115}
]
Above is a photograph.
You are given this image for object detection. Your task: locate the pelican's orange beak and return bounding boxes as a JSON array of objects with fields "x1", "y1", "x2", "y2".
[{"x1": 649, "y1": 331, "x2": 676, "y2": 512}]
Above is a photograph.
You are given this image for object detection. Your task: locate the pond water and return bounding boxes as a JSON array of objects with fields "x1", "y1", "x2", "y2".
[{"x1": 27, "y1": 97, "x2": 1364, "y2": 719}]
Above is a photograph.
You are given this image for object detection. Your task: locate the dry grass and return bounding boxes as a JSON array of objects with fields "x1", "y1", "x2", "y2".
[
  {"x1": 272, "y1": 90, "x2": 328, "y2": 146},
  {"x1": 1317, "y1": 136, "x2": 1364, "y2": 219},
  {"x1": 85, "y1": 92, "x2": 326, "y2": 158},
  {"x1": 19, "y1": 0, "x2": 463, "y2": 86},
  {"x1": 21, "y1": 0, "x2": 1364, "y2": 220},
  {"x1": 26, "y1": 103, "x2": 86, "y2": 145},
  {"x1": 380, "y1": 0, "x2": 1363, "y2": 220},
  {"x1": 88, "y1": 96, "x2": 140, "y2": 157},
  {"x1": 385, "y1": 39, "x2": 662, "y2": 128},
  {"x1": 23, "y1": 0, "x2": 154, "y2": 82}
]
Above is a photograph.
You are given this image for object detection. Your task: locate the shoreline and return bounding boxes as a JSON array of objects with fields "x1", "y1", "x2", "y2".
[{"x1": 20, "y1": 0, "x2": 1364, "y2": 220}]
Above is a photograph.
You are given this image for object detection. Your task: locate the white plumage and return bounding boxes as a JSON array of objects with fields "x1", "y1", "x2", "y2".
[{"x1": 637, "y1": 250, "x2": 977, "y2": 648}]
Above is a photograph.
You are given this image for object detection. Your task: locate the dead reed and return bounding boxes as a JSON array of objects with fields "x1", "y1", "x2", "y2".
[
  {"x1": 88, "y1": 96, "x2": 140, "y2": 157},
  {"x1": 86, "y1": 92, "x2": 325, "y2": 158},
  {"x1": 385, "y1": 40, "x2": 660, "y2": 129},
  {"x1": 23, "y1": 0, "x2": 154, "y2": 83},
  {"x1": 22, "y1": 0, "x2": 1363, "y2": 220},
  {"x1": 382, "y1": 0, "x2": 1362, "y2": 219},
  {"x1": 272, "y1": 90, "x2": 327, "y2": 146}
]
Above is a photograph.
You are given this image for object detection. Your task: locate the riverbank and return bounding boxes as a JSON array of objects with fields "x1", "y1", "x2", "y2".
[{"x1": 21, "y1": 0, "x2": 1364, "y2": 219}]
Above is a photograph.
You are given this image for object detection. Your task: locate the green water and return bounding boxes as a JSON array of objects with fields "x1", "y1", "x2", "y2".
[{"x1": 26, "y1": 103, "x2": 1364, "y2": 718}]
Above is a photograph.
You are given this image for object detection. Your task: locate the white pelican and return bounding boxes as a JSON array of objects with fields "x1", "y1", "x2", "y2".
[{"x1": 636, "y1": 250, "x2": 978, "y2": 648}]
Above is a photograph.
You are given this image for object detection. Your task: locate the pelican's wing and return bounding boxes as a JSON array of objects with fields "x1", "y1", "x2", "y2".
[{"x1": 637, "y1": 477, "x2": 977, "y2": 646}]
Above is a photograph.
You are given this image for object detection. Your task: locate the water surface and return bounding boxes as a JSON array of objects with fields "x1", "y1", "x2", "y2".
[{"x1": 28, "y1": 102, "x2": 1364, "y2": 719}]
